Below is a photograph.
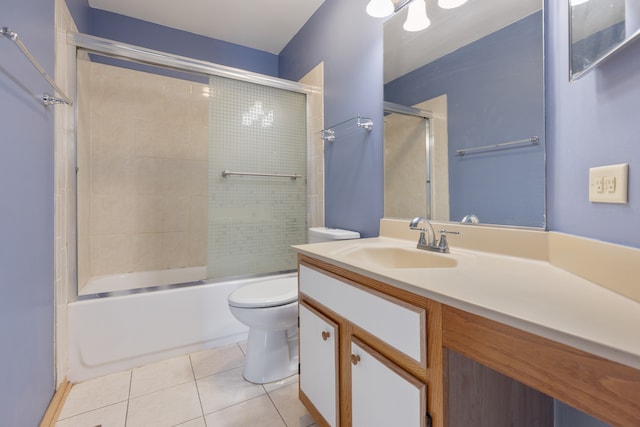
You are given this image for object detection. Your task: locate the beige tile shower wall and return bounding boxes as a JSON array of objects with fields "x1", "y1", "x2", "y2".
[
  {"x1": 383, "y1": 95, "x2": 450, "y2": 221},
  {"x1": 384, "y1": 113, "x2": 428, "y2": 218},
  {"x1": 416, "y1": 95, "x2": 449, "y2": 222},
  {"x1": 78, "y1": 63, "x2": 208, "y2": 282},
  {"x1": 299, "y1": 63, "x2": 324, "y2": 229}
]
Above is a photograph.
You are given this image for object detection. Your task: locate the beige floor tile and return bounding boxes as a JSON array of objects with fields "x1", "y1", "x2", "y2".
[
  {"x1": 129, "y1": 354, "x2": 194, "y2": 398},
  {"x1": 263, "y1": 374, "x2": 299, "y2": 393},
  {"x1": 204, "y1": 395, "x2": 286, "y2": 427},
  {"x1": 58, "y1": 370, "x2": 131, "y2": 419},
  {"x1": 197, "y1": 366, "x2": 265, "y2": 414},
  {"x1": 126, "y1": 381, "x2": 202, "y2": 427},
  {"x1": 174, "y1": 417, "x2": 207, "y2": 427},
  {"x1": 55, "y1": 401, "x2": 127, "y2": 427},
  {"x1": 239, "y1": 341, "x2": 248, "y2": 355},
  {"x1": 190, "y1": 343, "x2": 245, "y2": 379},
  {"x1": 269, "y1": 382, "x2": 315, "y2": 427}
]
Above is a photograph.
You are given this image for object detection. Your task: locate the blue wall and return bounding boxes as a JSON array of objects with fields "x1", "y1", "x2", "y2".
[
  {"x1": 88, "y1": 9, "x2": 279, "y2": 78},
  {"x1": 385, "y1": 13, "x2": 545, "y2": 227},
  {"x1": 279, "y1": 0, "x2": 384, "y2": 237},
  {"x1": 64, "y1": 0, "x2": 89, "y2": 32},
  {"x1": 547, "y1": 0, "x2": 640, "y2": 249},
  {"x1": 0, "y1": 1, "x2": 56, "y2": 425}
]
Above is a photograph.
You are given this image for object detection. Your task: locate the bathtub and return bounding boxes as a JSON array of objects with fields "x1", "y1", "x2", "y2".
[
  {"x1": 68, "y1": 271, "x2": 297, "y2": 382},
  {"x1": 79, "y1": 266, "x2": 208, "y2": 296}
]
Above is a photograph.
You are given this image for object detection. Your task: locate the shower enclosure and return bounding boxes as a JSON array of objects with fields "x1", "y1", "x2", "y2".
[{"x1": 74, "y1": 35, "x2": 317, "y2": 297}]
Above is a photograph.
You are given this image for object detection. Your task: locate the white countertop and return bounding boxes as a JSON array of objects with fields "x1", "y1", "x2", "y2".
[{"x1": 294, "y1": 236, "x2": 640, "y2": 371}]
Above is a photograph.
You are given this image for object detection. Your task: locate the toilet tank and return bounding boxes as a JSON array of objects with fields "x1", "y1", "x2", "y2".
[{"x1": 308, "y1": 227, "x2": 360, "y2": 243}]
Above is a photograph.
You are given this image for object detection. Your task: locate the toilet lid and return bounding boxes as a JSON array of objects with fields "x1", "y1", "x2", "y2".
[{"x1": 228, "y1": 276, "x2": 298, "y2": 308}]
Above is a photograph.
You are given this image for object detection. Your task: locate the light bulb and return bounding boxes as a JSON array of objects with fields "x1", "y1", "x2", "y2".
[
  {"x1": 366, "y1": 0, "x2": 394, "y2": 18},
  {"x1": 438, "y1": 0, "x2": 468, "y2": 9},
  {"x1": 403, "y1": 0, "x2": 430, "y2": 32},
  {"x1": 570, "y1": 0, "x2": 589, "y2": 5}
]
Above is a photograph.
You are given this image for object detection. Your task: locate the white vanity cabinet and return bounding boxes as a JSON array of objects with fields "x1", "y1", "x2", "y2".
[
  {"x1": 297, "y1": 247, "x2": 640, "y2": 427},
  {"x1": 298, "y1": 260, "x2": 438, "y2": 427}
]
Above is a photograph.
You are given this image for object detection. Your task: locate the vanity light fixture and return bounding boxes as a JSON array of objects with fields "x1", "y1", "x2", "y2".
[
  {"x1": 366, "y1": 0, "x2": 395, "y2": 18},
  {"x1": 403, "y1": 0, "x2": 430, "y2": 31},
  {"x1": 437, "y1": 0, "x2": 468, "y2": 9},
  {"x1": 367, "y1": 0, "x2": 466, "y2": 32}
]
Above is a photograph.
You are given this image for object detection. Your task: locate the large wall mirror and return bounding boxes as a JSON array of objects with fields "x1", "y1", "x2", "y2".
[
  {"x1": 383, "y1": 0, "x2": 545, "y2": 228},
  {"x1": 570, "y1": 0, "x2": 640, "y2": 80}
]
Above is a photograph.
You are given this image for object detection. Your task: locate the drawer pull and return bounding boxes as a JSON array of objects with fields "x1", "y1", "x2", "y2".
[
  {"x1": 321, "y1": 331, "x2": 331, "y2": 341},
  {"x1": 351, "y1": 354, "x2": 361, "y2": 366}
]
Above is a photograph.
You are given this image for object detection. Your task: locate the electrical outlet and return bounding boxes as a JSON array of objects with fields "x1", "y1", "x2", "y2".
[
  {"x1": 589, "y1": 164, "x2": 629, "y2": 203},
  {"x1": 595, "y1": 176, "x2": 604, "y2": 193},
  {"x1": 604, "y1": 176, "x2": 616, "y2": 193}
]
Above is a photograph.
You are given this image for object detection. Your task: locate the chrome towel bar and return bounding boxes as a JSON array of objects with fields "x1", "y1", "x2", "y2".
[
  {"x1": 221, "y1": 170, "x2": 302, "y2": 180},
  {"x1": 1, "y1": 26, "x2": 72, "y2": 105},
  {"x1": 456, "y1": 136, "x2": 539, "y2": 156}
]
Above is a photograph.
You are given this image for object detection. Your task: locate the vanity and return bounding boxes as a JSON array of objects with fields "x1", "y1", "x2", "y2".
[{"x1": 294, "y1": 219, "x2": 640, "y2": 427}]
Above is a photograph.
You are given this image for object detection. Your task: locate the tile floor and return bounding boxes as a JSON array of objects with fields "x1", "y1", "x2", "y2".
[{"x1": 56, "y1": 342, "x2": 316, "y2": 427}]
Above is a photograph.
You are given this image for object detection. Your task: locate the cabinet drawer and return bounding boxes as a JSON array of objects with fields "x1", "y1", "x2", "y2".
[{"x1": 300, "y1": 264, "x2": 426, "y2": 364}]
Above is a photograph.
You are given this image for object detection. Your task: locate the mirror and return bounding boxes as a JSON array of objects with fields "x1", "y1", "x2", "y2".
[
  {"x1": 383, "y1": 0, "x2": 545, "y2": 228},
  {"x1": 570, "y1": 0, "x2": 640, "y2": 80}
]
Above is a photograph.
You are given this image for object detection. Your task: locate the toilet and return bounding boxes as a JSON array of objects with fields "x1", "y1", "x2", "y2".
[{"x1": 228, "y1": 227, "x2": 360, "y2": 384}]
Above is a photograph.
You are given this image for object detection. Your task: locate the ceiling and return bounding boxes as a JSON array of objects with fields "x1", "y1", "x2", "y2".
[{"x1": 88, "y1": 0, "x2": 325, "y2": 55}]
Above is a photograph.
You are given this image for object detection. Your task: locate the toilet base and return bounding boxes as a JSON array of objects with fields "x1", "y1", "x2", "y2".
[{"x1": 242, "y1": 327, "x2": 298, "y2": 384}]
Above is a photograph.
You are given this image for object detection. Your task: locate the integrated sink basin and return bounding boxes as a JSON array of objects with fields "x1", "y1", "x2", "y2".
[{"x1": 336, "y1": 246, "x2": 458, "y2": 269}]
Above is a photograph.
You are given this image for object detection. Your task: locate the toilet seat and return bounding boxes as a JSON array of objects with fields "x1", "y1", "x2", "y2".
[{"x1": 228, "y1": 277, "x2": 297, "y2": 308}]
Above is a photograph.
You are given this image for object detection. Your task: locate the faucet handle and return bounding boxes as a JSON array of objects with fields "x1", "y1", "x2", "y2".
[
  {"x1": 437, "y1": 229, "x2": 460, "y2": 252},
  {"x1": 417, "y1": 229, "x2": 427, "y2": 246}
]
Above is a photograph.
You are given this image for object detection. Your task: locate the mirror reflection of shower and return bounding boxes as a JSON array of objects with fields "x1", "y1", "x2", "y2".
[
  {"x1": 383, "y1": 96, "x2": 450, "y2": 222},
  {"x1": 76, "y1": 52, "x2": 312, "y2": 297}
]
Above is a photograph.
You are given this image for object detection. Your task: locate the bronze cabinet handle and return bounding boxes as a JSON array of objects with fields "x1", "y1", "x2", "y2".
[
  {"x1": 321, "y1": 331, "x2": 331, "y2": 341},
  {"x1": 351, "y1": 354, "x2": 361, "y2": 366}
]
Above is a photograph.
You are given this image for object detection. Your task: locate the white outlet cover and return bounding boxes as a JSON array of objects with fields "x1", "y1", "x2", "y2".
[{"x1": 589, "y1": 163, "x2": 629, "y2": 203}]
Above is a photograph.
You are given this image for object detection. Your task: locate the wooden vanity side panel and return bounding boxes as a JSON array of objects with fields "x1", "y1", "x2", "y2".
[
  {"x1": 425, "y1": 299, "x2": 444, "y2": 427},
  {"x1": 443, "y1": 306, "x2": 640, "y2": 427},
  {"x1": 446, "y1": 349, "x2": 553, "y2": 427}
]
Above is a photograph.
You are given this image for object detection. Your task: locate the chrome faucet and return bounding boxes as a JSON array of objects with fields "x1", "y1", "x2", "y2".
[
  {"x1": 409, "y1": 217, "x2": 459, "y2": 253},
  {"x1": 461, "y1": 214, "x2": 479, "y2": 224}
]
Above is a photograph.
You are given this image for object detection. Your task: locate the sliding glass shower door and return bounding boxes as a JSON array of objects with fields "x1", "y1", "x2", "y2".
[{"x1": 207, "y1": 76, "x2": 307, "y2": 279}]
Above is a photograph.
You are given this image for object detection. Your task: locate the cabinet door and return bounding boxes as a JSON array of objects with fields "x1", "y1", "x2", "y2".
[
  {"x1": 351, "y1": 338, "x2": 427, "y2": 427},
  {"x1": 299, "y1": 302, "x2": 339, "y2": 427}
]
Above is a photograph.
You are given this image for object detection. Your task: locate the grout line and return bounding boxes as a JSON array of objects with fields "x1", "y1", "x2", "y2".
[
  {"x1": 128, "y1": 378, "x2": 199, "y2": 400},
  {"x1": 189, "y1": 352, "x2": 208, "y2": 426},
  {"x1": 237, "y1": 342, "x2": 247, "y2": 356},
  {"x1": 124, "y1": 369, "x2": 132, "y2": 426},
  {"x1": 264, "y1": 390, "x2": 288, "y2": 427}
]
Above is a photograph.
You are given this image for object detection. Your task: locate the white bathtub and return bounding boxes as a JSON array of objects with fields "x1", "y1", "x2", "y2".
[
  {"x1": 68, "y1": 271, "x2": 297, "y2": 382},
  {"x1": 79, "y1": 266, "x2": 208, "y2": 295}
]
